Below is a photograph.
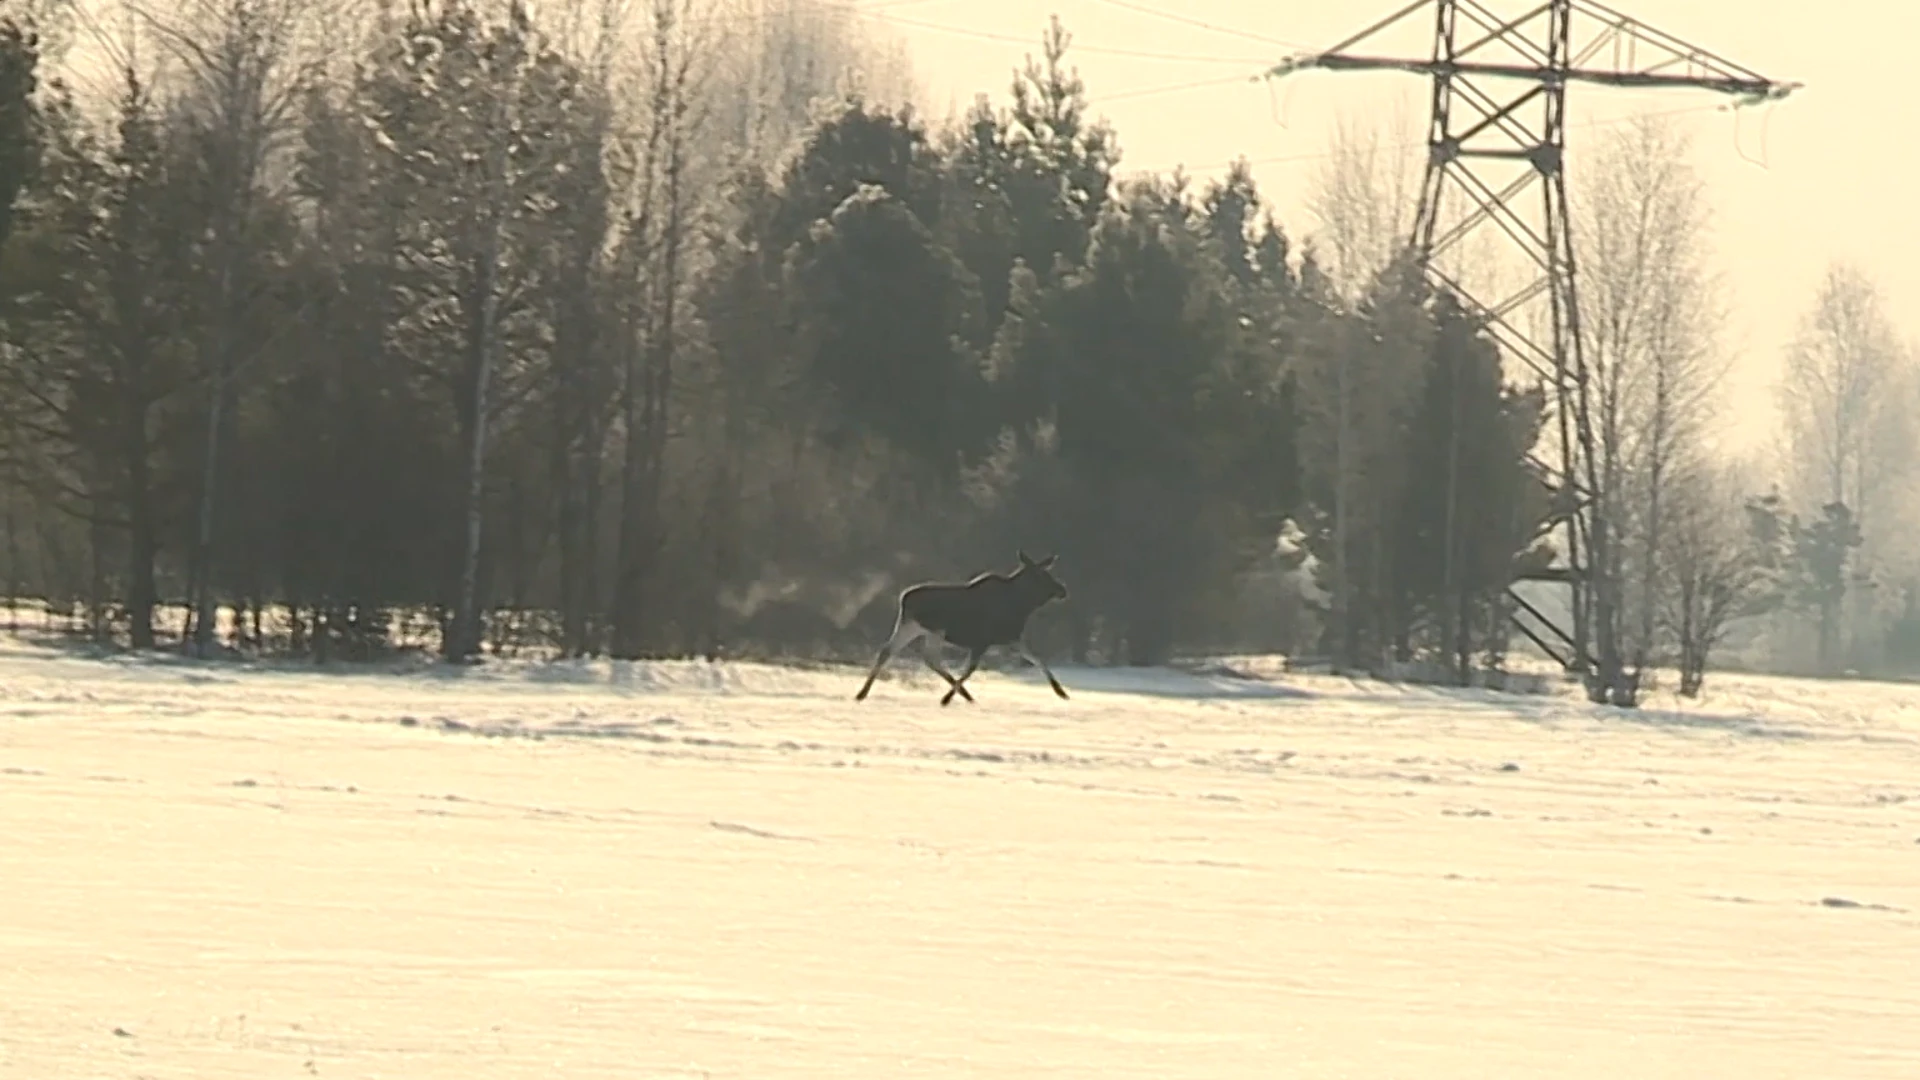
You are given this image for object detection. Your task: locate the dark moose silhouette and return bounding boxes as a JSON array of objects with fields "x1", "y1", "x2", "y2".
[{"x1": 854, "y1": 551, "x2": 1071, "y2": 705}]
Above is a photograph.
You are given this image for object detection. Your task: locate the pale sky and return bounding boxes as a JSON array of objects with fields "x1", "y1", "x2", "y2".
[{"x1": 868, "y1": 0, "x2": 1920, "y2": 458}]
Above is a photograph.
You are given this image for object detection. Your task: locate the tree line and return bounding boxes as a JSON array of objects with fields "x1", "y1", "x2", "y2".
[
  {"x1": 0, "y1": 0, "x2": 1914, "y2": 697},
  {"x1": 1566, "y1": 117, "x2": 1920, "y2": 692}
]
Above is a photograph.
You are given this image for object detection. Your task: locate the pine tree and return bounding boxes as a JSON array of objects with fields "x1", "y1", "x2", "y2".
[
  {"x1": 360, "y1": 0, "x2": 584, "y2": 660},
  {"x1": 1396, "y1": 290, "x2": 1548, "y2": 680},
  {"x1": 1013, "y1": 180, "x2": 1275, "y2": 664},
  {"x1": 1796, "y1": 501, "x2": 1865, "y2": 673},
  {"x1": 0, "y1": 14, "x2": 36, "y2": 253},
  {"x1": 1, "y1": 67, "x2": 194, "y2": 647},
  {"x1": 785, "y1": 183, "x2": 989, "y2": 475},
  {"x1": 769, "y1": 99, "x2": 944, "y2": 255},
  {"x1": 277, "y1": 74, "x2": 451, "y2": 658}
]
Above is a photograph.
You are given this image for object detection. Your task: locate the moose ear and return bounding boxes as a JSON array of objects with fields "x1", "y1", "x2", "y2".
[
  {"x1": 1037, "y1": 553, "x2": 1058, "y2": 569},
  {"x1": 1018, "y1": 549, "x2": 1034, "y2": 567}
]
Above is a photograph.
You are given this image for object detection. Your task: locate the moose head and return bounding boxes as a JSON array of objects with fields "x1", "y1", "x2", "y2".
[{"x1": 1015, "y1": 550, "x2": 1068, "y2": 603}]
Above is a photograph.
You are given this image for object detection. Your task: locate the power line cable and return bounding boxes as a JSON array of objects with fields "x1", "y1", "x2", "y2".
[
  {"x1": 1100, "y1": 71, "x2": 1263, "y2": 103},
  {"x1": 874, "y1": 13, "x2": 1275, "y2": 65},
  {"x1": 1129, "y1": 100, "x2": 1731, "y2": 174},
  {"x1": 1074, "y1": 0, "x2": 1314, "y2": 53}
]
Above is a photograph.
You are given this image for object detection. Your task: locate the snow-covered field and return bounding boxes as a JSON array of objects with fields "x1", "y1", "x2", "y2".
[{"x1": 2, "y1": 637, "x2": 1916, "y2": 1079}]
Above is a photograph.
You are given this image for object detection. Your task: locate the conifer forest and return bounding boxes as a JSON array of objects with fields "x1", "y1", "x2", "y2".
[{"x1": 2, "y1": 0, "x2": 1917, "y2": 696}]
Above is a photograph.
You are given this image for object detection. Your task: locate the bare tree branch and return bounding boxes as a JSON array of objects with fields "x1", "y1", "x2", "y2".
[{"x1": 1572, "y1": 111, "x2": 1726, "y2": 675}]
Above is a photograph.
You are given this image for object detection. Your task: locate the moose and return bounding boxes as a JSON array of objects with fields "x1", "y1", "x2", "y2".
[{"x1": 853, "y1": 551, "x2": 1072, "y2": 705}]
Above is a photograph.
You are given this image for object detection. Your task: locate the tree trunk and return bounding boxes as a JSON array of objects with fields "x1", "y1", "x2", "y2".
[
  {"x1": 3, "y1": 471, "x2": 16, "y2": 633},
  {"x1": 1817, "y1": 595, "x2": 1837, "y2": 674},
  {"x1": 550, "y1": 248, "x2": 601, "y2": 657},
  {"x1": 1368, "y1": 528, "x2": 1391, "y2": 676},
  {"x1": 87, "y1": 510, "x2": 108, "y2": 644},
  {"x1": 506, "y1": 471, "x2": 540, "y2": 657},
  {"x1": 448, "y1": 279, "x2": 498, "y2": 662},
  {"x1": 1443, "y1": 336, "x2": 1465, "y2": 686},
  {"x1": 1589, "y1": 356, "x2": 1627, "y2": 704},
  {"x1": 554, "y1": 399, "x2": 587, "y2": 656},
  {"x1": 1676, "y1": 579, "x2": 1703, "y2": 696},
  {"x1": 124, "y1": 399, "x2": 158, "y2": 650},
  {"x1": 446, "y1": 206, "x2": 505, "y2": 663},
  {"x1": 610, "y1": 332, "x2": 653, "y2": 658},
  {"x1": 611, "y1": 75, "x2": 690, "y2": 659},
  {"x1": 1454, "y1": 588, "x2": 1473, "y2": 686},
  {"x1": 1331, "y1": 321, "x2": 1353, "y2": 673},
  {"x1": 699, "y1": 454, "x2": 740, "y2": 660},
  {"x1": 186, "y1": 261, "x2": 234, "y2": 656},
  {"x1": 642, "y1": 120, "x2": 687, "y2": 635},
  {"x1": 1635, "y1": 357, "x2": 1672, "y2": 679},
  {"x1": 578, "y1": 441, "x2": 606, "y2": 655},
  {"x1": 555, "y1": 364, "x2": 607, "y2": 658},
  {"x1": 188, "y1": 371, "x2": 228, "y2": 655},
  {"x1": 1589, "y1": 506, "x2": 1627, "y2": 703}
]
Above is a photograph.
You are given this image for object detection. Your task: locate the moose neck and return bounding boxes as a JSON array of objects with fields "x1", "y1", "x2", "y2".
[{"x1": 1007, "y1": 578, "x2": 1054, "y2": 619}]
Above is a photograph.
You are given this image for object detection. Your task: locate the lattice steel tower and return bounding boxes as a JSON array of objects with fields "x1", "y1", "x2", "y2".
[{"x1": 1263, "y1": 0, "x2": 1797, "y2": 704}]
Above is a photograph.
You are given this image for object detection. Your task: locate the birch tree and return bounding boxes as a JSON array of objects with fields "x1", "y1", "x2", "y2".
[
  {"x1": 608, "y1": 0, "x2": 709, "y2": 658},
  {"x1": 361, "y1": 0, "x2": 584, "y2": 661},
  {"x1": 531, "y1": 0, "x2": 625, "y2": 656},
  {"x1": 1662, "y1": 462, "x2": 1763, "y2": 696},
  {"x1": 141, "y1": 0, "x2": 314, "y2": 654},
  {"x1": 1298, "y1": 104, "x2": 1422, "y2": 671},
  {"x1": 703, "y1": 0, "x2": 917, "y2": 168},
  {"x1": 1573, "y1": 112, "x2": 1724, "y2": 681},
  {"x1": 1304, "y1": 102, "x2": 1419, "y2": 303},
  {"x1": 1779, "y1": 263, "x2": 1910, "y2": 531},
  {"x1": 1777, "y1": 261, "x2": 1914, "y2": 668}
]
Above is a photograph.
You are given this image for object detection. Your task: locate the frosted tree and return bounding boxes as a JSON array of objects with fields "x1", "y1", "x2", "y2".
[
  {"x1": 1573, "y1": 112, "x2": 1725, "y2": 679},
  {"x1": 1779, "y1": 263, "x2": 1907, "y2": 533},
  {"x1": 1777, "y1": 261, "x2": 1914, "y2": 668},
  {"x1": 1661, "y1": 462, "x2": 1764, "y2": 695}
]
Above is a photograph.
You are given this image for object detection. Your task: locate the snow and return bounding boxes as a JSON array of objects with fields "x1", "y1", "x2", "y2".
[{"x1": 2, "y1": 637, "x2": 1916, "y2": 1078}]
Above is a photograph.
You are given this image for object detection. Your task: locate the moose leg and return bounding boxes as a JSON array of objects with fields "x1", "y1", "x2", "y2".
[
  {"x1": 940, "y1": 647, "x2": 987, "y2": 707},
  {"x1": 918, "y1": 641, "x2": 975, "y2": 703},
  {"x1": 853, "y1": 647, "x2": 892, "y2": 701},
  {"x1": 1019, "y1": 638, "x2": 1070, "y2": 700},
  {"x1": 855, "y1": 619, "x2": 924, "y2": 701}
]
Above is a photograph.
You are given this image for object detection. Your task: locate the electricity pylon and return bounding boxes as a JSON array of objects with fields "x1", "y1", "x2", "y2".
[{"x1": 1263, "y1": 0, "x2": 1797, "y2": 705}]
